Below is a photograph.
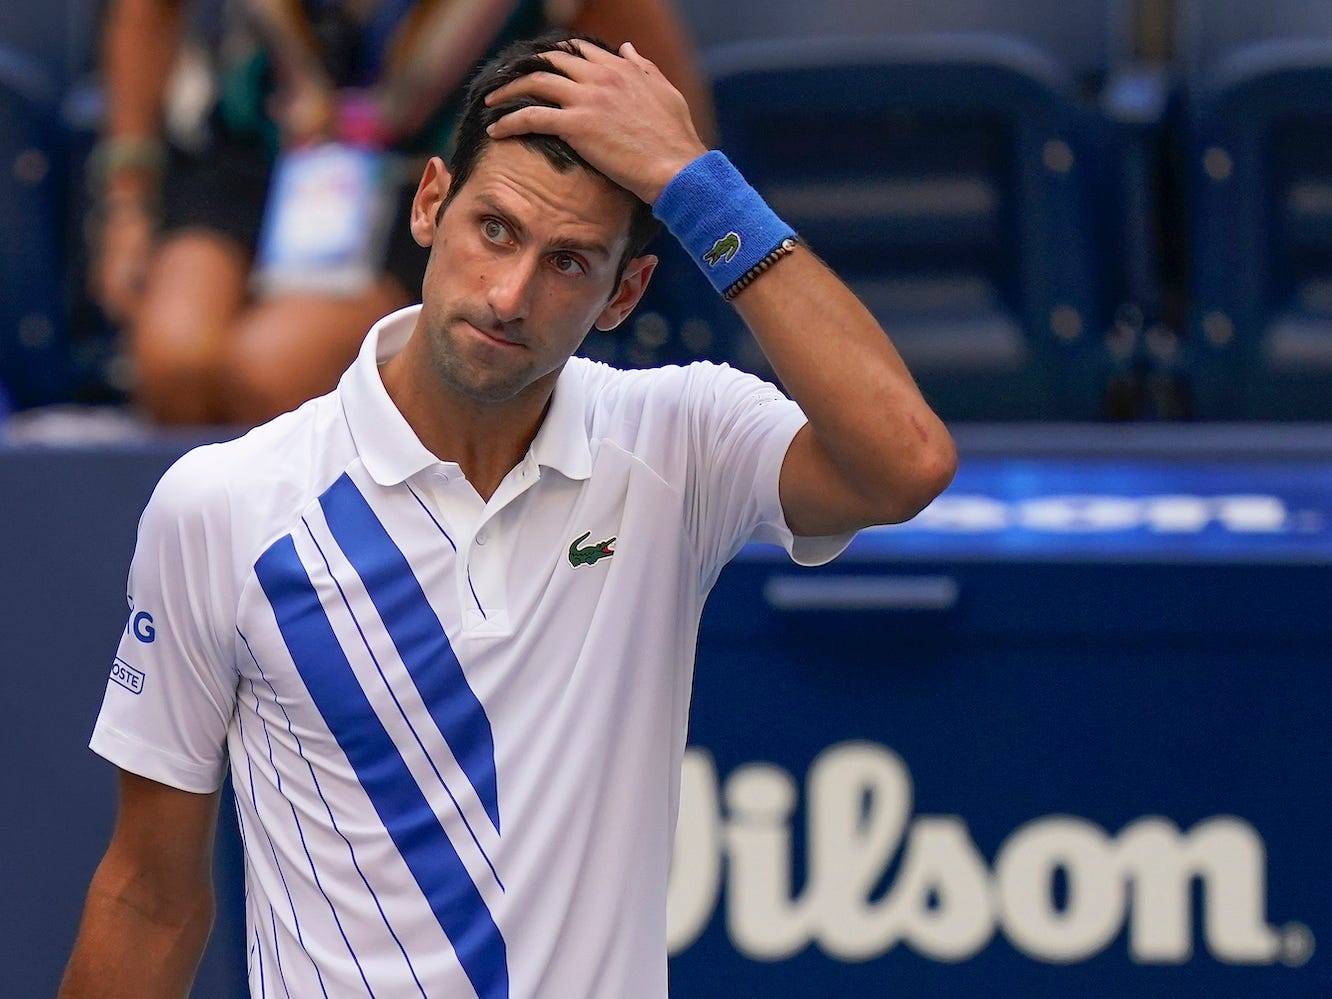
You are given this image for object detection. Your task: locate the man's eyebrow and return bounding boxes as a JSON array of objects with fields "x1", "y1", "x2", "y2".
[
  {"x1": 552, "y1": 235, "x2": 610, "y2": 258},
  {"x1": 474, "y1": 194, "x2": 610, "y2": 258}
]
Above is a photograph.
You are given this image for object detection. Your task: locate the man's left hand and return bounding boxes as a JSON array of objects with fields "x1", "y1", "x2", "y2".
[{"x1": 483, "y1": 39, "x2": 709, "y2": 205}]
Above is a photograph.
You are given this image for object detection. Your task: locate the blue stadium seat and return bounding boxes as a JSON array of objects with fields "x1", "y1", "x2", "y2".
[
  {"x1": 1180, "y1": 1, "x2": 1332, "y2": 419},
  {"x1": 1, "y1": 0, "x2": 104, "y2": 410},
  {"x1": 694, "y1": 35, "x2": 1113, "y2": 420},
  {"x1": 0, "y1": 0, "x2": 99, "y2": 95},
  {"x1": 1177, "y1": 3, "x2": 1332, "y2": 84},
  {"x1": 0, "y1": 46, "x2": 69, "y2": 409},
  {"x1": 673, "y1": 0, "x2": 1133, "y2": 87}
]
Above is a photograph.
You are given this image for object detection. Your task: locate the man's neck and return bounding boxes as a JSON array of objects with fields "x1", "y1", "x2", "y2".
[{"x1": 378, "y1": 328, "x2": 558, "y2": 503}]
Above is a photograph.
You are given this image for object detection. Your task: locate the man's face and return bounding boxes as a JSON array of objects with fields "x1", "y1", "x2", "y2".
[{"x1": 408, "y1": 140, "x2": 656, "y2": 403}]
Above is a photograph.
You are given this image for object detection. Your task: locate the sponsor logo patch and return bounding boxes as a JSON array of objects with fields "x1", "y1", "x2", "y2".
[
  {"x1": 704, "y1": 231, "x2": 741, "y2": 266},
  {"x1": 568, "y1": 531, "x2": 616, "y2": 567},
  {"x1": 110, "y1": 657, "x2": 145, "y2": 695}
]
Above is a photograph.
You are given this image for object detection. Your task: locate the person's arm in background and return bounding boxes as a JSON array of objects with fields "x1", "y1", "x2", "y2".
[
  {"x1": 242, "y1": 0, "x2": 339, "y2": 141},
  {"x1": 374, "y1": 0, "x2": 717, "y2": 146},
  {"x1": 91, "y1": 0, "x2": 186, "y2": 323},
  {"x1": 58, "y1": 772, "x2": 221, "y2": 999},
  {"x1": 373, "y1": 0, "x2": 524, "y2": 141}
]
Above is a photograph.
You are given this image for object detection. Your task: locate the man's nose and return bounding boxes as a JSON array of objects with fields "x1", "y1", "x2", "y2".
[{"x1": 486, "y1": 252, "x2": 538, "y2": 325}]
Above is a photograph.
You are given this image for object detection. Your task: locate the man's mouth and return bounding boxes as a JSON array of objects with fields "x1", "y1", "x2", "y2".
[{"x1": 464, "y1": 320, "x2": 524, "y2": 349}]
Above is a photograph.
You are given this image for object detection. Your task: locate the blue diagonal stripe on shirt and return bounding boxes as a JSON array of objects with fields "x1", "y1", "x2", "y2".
[
  {"x1": 319, "y1": 472, "x2": 502, "y2": 834},
  {"x1": 255, "y1": 533, "x2": 509, "y2": 999}
]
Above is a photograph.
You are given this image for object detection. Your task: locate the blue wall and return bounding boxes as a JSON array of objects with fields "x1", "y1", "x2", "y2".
[{"x1": 4, "y1": 428, "x2": 1329, "y2": 996}]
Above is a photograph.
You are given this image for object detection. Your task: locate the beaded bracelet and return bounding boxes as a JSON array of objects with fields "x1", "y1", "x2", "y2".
[
  {"x1": 722, "y1": 236, "x2": 801, "y2": 301},
  {"x1": 87, "y1": 137, "x2": 167, "y2": 195}
]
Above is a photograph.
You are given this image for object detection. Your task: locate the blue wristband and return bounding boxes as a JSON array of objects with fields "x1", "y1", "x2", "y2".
[{"x1": 652, "y1": 150, "x2": 796, "y2": 296}]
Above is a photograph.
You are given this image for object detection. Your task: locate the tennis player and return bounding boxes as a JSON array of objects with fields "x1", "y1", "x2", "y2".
[{"x1": 61, "y1": 30, "x2": 956, "y2": 999}]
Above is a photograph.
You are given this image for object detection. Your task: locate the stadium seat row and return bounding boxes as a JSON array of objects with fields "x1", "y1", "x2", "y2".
[{"x1": 5, "y1": 1, "x2": 1332, "y2": 420}]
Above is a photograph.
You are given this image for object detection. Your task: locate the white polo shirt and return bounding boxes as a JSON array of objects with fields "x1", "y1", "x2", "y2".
[{"x1": 90, "y1": 303, "x2": 858, "y2": 999}]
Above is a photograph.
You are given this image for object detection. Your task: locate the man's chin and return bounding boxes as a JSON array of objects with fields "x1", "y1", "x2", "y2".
[{"x1": 451, "y1": 352, "x2": 534, "y2": 404}]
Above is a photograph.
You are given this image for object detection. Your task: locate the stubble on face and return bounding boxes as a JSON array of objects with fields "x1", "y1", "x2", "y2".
[
  {"x1": 420, "y1": 271, "x2": 534, "y2": 405},
  {"x1": 415, "y1": 142, "x2": 635, "y2": 406}
]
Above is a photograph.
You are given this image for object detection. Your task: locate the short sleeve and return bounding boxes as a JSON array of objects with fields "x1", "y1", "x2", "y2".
[
  {"x1": 682, "y1": 361, "x2": 859, "y2": 589},
  {"x1": 89, "y1": 449, "x2": 239, "y2": 793}
]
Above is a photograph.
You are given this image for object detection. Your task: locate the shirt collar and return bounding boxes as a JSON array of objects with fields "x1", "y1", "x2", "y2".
[{"x1": 339, "y1": 304, "x2": 593, "y2": 487}]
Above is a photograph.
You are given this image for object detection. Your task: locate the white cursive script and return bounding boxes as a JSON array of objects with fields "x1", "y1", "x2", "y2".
[{"x1": 667, "y1": 742, "x2": 1301, "y2": 965}]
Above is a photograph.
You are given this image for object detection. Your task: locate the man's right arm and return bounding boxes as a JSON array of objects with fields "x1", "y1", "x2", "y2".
[{"x1": 58, "y1": 770, "x2": 221, "y2": 999}]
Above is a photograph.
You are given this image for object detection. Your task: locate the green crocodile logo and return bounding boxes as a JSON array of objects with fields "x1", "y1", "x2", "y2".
[
  {"x1": 704, "y1": 231, "x2": 741, "y2": 266},
  {"x1": 568, "y1": 531, "x2": 616, "y2": 567}
]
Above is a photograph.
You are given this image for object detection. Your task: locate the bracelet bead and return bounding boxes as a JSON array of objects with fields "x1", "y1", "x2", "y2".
[{"x1": 722, "y1": 236, "x2": 801, "y2": 301}]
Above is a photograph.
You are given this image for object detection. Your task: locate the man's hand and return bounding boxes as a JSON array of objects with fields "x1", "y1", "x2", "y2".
[{"x1": 482, "y1": 39, "x2": 708, "y2": 205}]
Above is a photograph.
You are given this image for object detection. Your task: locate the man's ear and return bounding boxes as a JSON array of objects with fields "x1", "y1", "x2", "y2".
[
  {"x1": 410, "y1": 156, "x2": 453, "y2": 248},
  {"x1": 594, "y1": 254, "x2": 659, "y2": 332}
]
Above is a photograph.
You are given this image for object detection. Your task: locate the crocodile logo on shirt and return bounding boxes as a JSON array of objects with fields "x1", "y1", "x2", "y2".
[
  {"x1": 569, "y1": 531, "x2": 616, "y2": 567},
  {"x1": 704, "y1": 231, "x2": 741, "y2": 266}
]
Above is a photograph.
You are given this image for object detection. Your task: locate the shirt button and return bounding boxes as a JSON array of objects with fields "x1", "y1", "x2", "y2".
[{"x1": 476, "y1": 529, "x2": 489, "y2": 546}]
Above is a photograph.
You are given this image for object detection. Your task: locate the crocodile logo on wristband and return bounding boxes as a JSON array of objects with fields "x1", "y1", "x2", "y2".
[{"x1": 704, "y1": 231, "x2": 742, "y2": 266}]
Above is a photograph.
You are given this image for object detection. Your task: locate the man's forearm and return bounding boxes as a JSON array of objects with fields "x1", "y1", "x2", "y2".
[
  {"x1": 730, "y1": 245, "x2": 957, "y2": 499},
  {"x1": 476, "y1": 38, "x2": 953, "y2": 500},
  {"x1": 58, "y1": 862, "x2": 213, "y2": 999}
]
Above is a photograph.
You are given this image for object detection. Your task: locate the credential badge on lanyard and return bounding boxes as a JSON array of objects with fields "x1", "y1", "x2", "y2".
[{"x1": 253, "y1": 143, "x2": 396, "y2": 297}]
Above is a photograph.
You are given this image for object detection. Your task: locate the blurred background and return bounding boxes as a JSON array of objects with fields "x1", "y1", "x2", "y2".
[{"x1": 3, "y1": 0, "x2": 1330, "y2": 996}]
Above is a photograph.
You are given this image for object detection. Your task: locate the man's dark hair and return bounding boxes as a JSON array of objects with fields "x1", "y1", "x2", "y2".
[{"x1": 437, "y1": 30, "x2": 663, "y2": 296}]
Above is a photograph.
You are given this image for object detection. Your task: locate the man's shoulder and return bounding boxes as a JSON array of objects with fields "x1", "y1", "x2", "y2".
[
  {"x1": 574, "y1": 356, "x2": 783, "y2": 431},
  {"x1": 147, "y1": 392, "x2": 348, "y2": 539},
  {"x1": 569, "y1": 357, "x2": 787, "y2": 485},
  {"x1": 573, "y1": 356, "x2": 764, "y2": 412}
]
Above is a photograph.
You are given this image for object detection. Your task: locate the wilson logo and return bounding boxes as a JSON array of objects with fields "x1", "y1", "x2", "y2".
[{"x1": 667, "y1": 743, "x2": 1313, "y2": 968}]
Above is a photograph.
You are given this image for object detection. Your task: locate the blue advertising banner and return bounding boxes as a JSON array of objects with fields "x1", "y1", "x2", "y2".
[
  {"x1": 670, "y1": 450, "x2": 1331, "y2": 997},
  {"x1": 4, "y1": 434, "x2": 1329, "y2": 997}
]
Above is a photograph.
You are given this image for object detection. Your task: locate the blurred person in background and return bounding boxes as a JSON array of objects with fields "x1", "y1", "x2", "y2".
[{"x1": 89, "y1": 0, "x2": 715, "y2": 426}]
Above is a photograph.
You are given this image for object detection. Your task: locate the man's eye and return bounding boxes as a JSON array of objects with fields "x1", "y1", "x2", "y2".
[
  {"x1": 552, "y1": 253, "x2": 584, "y2": 275},
  {"x1": 482, "y1": 218, "x2": 507, "y2": 242}
]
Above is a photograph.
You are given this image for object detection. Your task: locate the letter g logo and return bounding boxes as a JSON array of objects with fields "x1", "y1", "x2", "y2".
[{"x1": 132, "y1": 611, "x2": 156, "y2": 643}]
